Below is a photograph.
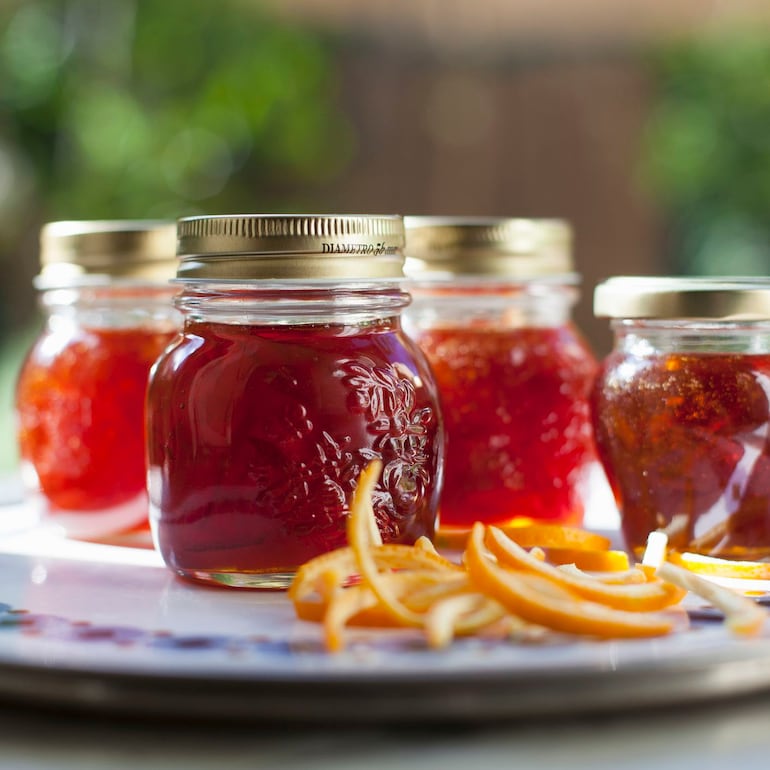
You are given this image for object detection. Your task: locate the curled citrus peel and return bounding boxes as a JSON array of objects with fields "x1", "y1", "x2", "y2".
[
  {"x1": 484, "y1": 526, "x2": 686, "y2": 613},
  {"x1": 289, "y1": 464, "x2": 768, "y2": 651},
  {"x1": 542, "y1": 547, "x2": 630, "y2": 572},
  {"x1": 657, "y1": 562, "x2": 767, "y2": 637},
  {"x1": 464, "y1": 523, "x2": 678, "y2": 638},
  {"x1": 436, "y1": 522, "x2": 612, "y2": 552},
  {"x1": 641, "y1": 530, "x2": 768, "y2": 638},
  {"x1": 667, "y1": 551, "x2": 770, "y2": 581}
]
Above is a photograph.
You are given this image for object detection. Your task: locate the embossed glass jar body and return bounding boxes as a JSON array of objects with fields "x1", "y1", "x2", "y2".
[
  {"x1": 147, "y1": 282, "x2": 443, "y2": 587},
  {"x1": 403, "y1": 218, "x2": 600, "y2": 530},
  {"x1": 146, "y1": 214, "x2": 445, "y2": 588},
  {"x1": 405, "y1": 281, "x2": 598, "y2": 528},
  {"x1": 15, "y1": 221, "x2": 179, "y2": 539}
]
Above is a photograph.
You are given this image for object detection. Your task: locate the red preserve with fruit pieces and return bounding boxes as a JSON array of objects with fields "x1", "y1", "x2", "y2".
[
  {"x1": 146, "y1": 214, "x2": 444, "y2": 588},
  {"x1": 592, "y1": 277, "x2": 770, "y2": 559},
  {"x1": 403, "y1": 217, "x2": 601, "y2": 530},
  {"x1": 16, "y1": 221, "x2": 180, "y2": 538}
]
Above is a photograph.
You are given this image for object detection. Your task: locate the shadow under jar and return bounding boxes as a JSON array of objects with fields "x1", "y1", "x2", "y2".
[
  {"x1": 146, "y1": 214, "x2": 444, "y2": 589},
  {"x1": 592, "y1": 277, "x2": 770, "y2": 560},
  {"x1": 403, "y1": 217, "x2": 600, "y2": 529},
  {"x1": 15, "y1": 221, "x2": 180, "y2": 539}
]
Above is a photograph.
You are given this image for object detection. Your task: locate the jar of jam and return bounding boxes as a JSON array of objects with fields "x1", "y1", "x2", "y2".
[
  {"x1": 593, "y1": 277, "x2": 770, "y2": 560},
  {"x1": 16, "y1": 221, "x2": 180, "y2": 538},
  {"x1": 146, "y1": 214, "x2": 443, "y2": 588},
  {"x1": 403, "y1": 217, "x2": 600, "y2": 529}
]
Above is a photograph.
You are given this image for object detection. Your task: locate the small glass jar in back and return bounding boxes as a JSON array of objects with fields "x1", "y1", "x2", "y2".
[
  {"x1": 403, "y1": 217, "x2": 601, "y2": 530},
  {"x1": 593, "y1": 277, "x2": 770, "y2": 559},
  {"x1": 146, "y1": 214, "x2": 444, "y2": 589},
  {"x1": 16, "y1": 221, "x2": 181, "y2": 538}
]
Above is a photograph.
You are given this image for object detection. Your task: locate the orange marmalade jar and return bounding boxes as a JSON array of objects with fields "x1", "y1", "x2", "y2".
[
  {"x1": 16, "y1": 221, "x2": 180, "y2": 538},
  {"x1": 593, "y1": 277, "x2": 770, "y2": 559},
  {"x1": 403, "y1": 217, "x2": 600, "y2": 529},
  {"x1": 146, "y1": 215, "x2": 443, "y2": 588}
]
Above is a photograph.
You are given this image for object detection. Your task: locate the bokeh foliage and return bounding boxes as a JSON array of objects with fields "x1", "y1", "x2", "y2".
[
  {"x1": 0, "y1": 0, "x2": 353, "y2": 472},
  {"x1": 643, "y1": 35, "x2": 770, "y2": 275},
  {"x1": 0, "y1": 0, "x2": 352, "y2": 226}
]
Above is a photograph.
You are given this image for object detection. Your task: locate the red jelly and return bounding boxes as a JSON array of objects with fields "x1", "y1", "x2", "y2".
[
  {"x1": 593, "y1": 277, "x2": 770, "y2": 559},
  {"x1": 15, "y1": 221, "x2": 179, "y2": 537},
  {"x1": 413, "y1": 323, "x2": 597, "y2": 527},
  {"x1": 18, "y1": 325, "x2": 176, "y2": 512},
  {"x1": 404, "y1": 217, "x2": 601, "y2": 529},
  {"x1": 146, "y1": 215, "x2": 443, "y2": 588}
]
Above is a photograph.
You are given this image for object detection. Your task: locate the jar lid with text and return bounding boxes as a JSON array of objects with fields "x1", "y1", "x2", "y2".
[{"x1": 176, "y1": 214, "x2": 405, "y2": 281}]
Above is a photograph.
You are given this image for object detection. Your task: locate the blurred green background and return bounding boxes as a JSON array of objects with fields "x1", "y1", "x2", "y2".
[{"x1": 2, "y1": 0, "x2": 770, "y2": 471}]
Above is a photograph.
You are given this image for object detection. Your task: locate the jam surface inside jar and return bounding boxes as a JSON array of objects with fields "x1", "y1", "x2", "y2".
[
  {"x1": 414, "y1": 323, "x2": 598, "y2": 528},
  {"x1": 146, "y1": 318, "x2": 441, "y2": 585},
  {"x1": 17, "y1": 323, "x2": 177, "y2": 524},
  {"x1": 592, "y1": 350, "x2": 770, "y2": 559}
]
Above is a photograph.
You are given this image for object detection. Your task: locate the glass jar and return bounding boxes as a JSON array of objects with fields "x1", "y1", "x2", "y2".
[
  {"x1": 16, "y1": 221, "x2": 181, "y2": 539},
  {"x1": 146, "y1": 214, "x2": 444, "y2": 589},
  {"x1": 403, "y1": 217, "x2": 600, "y2": 529},
  {"x1": 593, "y1": 277, "x2": 770, "y2": 560}
]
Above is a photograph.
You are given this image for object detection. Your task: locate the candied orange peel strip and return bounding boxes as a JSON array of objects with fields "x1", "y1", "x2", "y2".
[
  {"x1": 484, "y1": 526, "x2": 686, "y2": 612},
  {"x1": 424, "y1": 594, "x2": 507, "y2": 649},
  {"x1": 541, "y1": 547, "x2": 630, "y2": 573},
  {"x1": 435, "y1": 522, "x2": 611, "y2": 551},
  {"x1": 668, "y1": 551, "x2": 770, "y2": 581},
  {"x1": 657, "y1": 561, "x2": 767, "y2": 637},
  {"x1": 289, "y1": 463, "x2": 770, "y2": 652},
  {"x1": 288, "y1": 543, "x2": 460, "y2": 602},
  {"x1": 464, "y1": 523, "x2": 678, "y2": 638},
  {"x1": 346, "y1": 461, "x2": 430, "y2": 629},
  {"x1": 557, "y1": 563, "x2": 648, "y2": 586}
]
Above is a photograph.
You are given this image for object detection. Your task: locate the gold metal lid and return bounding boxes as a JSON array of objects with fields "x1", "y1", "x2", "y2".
[
  {"x1": 403, "y1": 217, "x2": 574, "y2": 279},
  {"x1": 37, "y1": 220, "x2": 177, "y2": 288},
  {"x1": 176, "y1": 214, "x2": 405, "y2": 281},
  {"x1": 594, "y1": 277, "x2": 770, "y2": 320}
]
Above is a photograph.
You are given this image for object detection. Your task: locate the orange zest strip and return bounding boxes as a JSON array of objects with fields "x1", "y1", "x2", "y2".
[
  {"x1": 542, "y1": 547, "x2": 630, "y2": 572},
  {"x1": 288, "y1": 543, "x2": 461, "y2": 602},
  {"x1": 347, "y1": 460, "x2": 426, "y2": 628},
  {"x1": 433, "y1": 526, "x2": 474, "y2": 551},
  {"x1": 465, "y1": 523, "x2": 677, "y2": 638},
  {"x1": 321, "y1": 569, "x2": 466, "y2": 648},
  {"x1": 401, "y1": 574, "x2": 471, "y2": 612},
  {"x1": 485, "y1": 526, "x2": 686, "y2": 612},
  {"x1": 323, "y1": 571, "x2": 456, "y2": 651},
  {"x1": 657, "y1": 561, "x2": 767, "y2": 637},
  {"x1": 295, "y1": 597, "x2": 403, "y2": 627},
  {"x1": 289, "y1": 464, "x2": 770, "y2": 652},
  {"x1": 425, "y1": 594, "x2": 507, "y2": 649},
  {"x1": 496, "y1": 523, "x2": 611, "y2": 551},
  {"x1": 668, "y1": 551, "x2": 770, "y2": 581},
  {"x1": 435, "y1": 522, "x2": 612, "y2": 552},
  {"x1": 324, "y1": 584, "x2": 379, "y2": 653},
  {"x1": 558, "y1": 563, "x2": 647, "y2": 585}
]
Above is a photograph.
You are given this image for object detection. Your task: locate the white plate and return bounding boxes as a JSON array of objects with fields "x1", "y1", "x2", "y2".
[{"x1": 0, "y1": 509, "x2": 769, "y2": 723}]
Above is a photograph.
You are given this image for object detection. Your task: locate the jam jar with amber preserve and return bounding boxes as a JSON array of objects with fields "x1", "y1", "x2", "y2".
[
  {"x1": 16, "y1": 221, "x2": 180, "y2": 538},
  {"x1": 593, "y1": 277, "x2": 770, "y2": 559},
  {"x1": 146, "y1": 214, "x2": 443, "y2": 588},
  {"x1": 403, "y1": 217, "x2": 600, "y2": 529}
]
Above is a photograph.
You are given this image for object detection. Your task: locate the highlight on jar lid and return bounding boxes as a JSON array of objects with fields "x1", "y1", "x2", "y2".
[
  {"x1": 403, "y1": 216, "x2": 575, "y2": 279},
  {"x1": 37, "y1": 220, "x2": 177, "y2": 289},
  {"x1": 594, "y1": 276, "x2": 770, "y2": 320},
  {"x1": 175, "y1": 214, "x2": 406, "y2": 281}
]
